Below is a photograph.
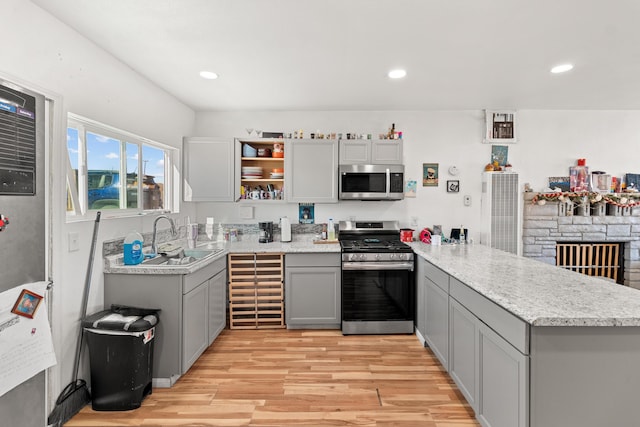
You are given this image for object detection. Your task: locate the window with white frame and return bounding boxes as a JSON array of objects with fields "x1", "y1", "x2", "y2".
[{"x1": 66, "y1": 114, "x2": 176, "y2": 217}]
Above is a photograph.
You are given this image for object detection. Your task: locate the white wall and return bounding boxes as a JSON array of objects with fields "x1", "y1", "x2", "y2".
[
  {"x1": 193, "y1": 110, "x2": 640, "y2": 238},
  {"x1": 0, "y1": 0, "x2": 196, "y2": 401}
]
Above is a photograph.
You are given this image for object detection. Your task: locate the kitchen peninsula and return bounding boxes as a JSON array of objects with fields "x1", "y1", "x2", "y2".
[{"x1": 409, "y1": 242, "x2": 640, "y2": 427}]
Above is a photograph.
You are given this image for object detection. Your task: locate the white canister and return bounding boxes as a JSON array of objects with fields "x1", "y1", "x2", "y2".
[{"x1": 280, "y1": 216, "x2": 292, "y2": 242}]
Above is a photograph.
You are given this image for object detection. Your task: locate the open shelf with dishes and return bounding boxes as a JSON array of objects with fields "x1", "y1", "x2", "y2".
[{"x1": 237, "y1": 138, "x2": 285, "y2": 201}]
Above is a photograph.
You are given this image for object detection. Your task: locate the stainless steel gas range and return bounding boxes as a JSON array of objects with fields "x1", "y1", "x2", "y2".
[{"x1": 338, "y1": 220, "x2": 415, "y2": 335}]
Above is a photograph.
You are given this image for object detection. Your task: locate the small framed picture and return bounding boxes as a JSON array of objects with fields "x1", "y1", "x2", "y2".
[
  {"x1": 405, "y1": 180, "x2": 417, "y2": 198},
  {"x1": 447, "y1": 180, "x2": 460, "y2": 193},
  {"x1": 298, "y1": 203, "x2": 315, "y2": 224},
  {"x1": 423, "y1": 163, "x2": 439, "y2": 187},
  {"x1": 11, "y1": 289, "x2": 44, "y2": 319}
]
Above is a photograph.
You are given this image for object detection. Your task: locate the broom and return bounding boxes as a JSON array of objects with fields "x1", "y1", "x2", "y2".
[{"x1": 48, "y1": 211, "x2": 101, "y2": 427}]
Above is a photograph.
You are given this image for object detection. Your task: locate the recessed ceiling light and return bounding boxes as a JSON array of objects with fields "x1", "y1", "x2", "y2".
[
  {"x1": 550, "y1": 64, "x2": 574, "y2": 74},
  {"x1": 388, "y1": 69, "x2": 407, "y2": 79},
  {"x1": 199, "y1": 71, "x2": 219, "y2": 80}
]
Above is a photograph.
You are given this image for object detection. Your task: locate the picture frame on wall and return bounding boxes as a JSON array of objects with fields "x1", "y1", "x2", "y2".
[
  {"x1": 423, "y1": 163, "x2": 439, "y2": 187},
  {"x1": 405, "y1": 180, "x2": 417, "y2": 197},
  {"x1": 484, "y1": 110, "x2": 517, "y2": 144},
  {"x1": 298, "y1": 203, "x2": 315, "y2": 224},
  {"x1": 570, "y1": 166, "x2": 590, "y2": 192},
  {"x1": 548, "y1": 176, "x2": 571, "y2": 192},
  {"x1": 491, "y1": 145, "x2": 509, "y2": 166},
  {"x1": 447, "y1": 180, "x2": 460, "y2": 193},
  {"x1": 592, "y1": 173, "x2": 612, "y2": 193}
]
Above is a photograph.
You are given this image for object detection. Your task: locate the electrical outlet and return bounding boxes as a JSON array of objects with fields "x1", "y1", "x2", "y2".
[
  {"x1": 68, "y1": 232, "x2": 80, "y2": 252},
  {"x1": 464, "y1": 195, "x2": 472, "y2": 206}
]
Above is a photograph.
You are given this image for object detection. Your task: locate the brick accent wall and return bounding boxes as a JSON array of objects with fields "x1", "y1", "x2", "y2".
[{"x1": 523, "y1": 193, "x2": 640, "y2": 289}]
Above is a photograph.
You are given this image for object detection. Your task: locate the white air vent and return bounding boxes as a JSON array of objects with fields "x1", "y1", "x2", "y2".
[{"x1": 480, "y1": 172, "x2": 520, "y2": 255}]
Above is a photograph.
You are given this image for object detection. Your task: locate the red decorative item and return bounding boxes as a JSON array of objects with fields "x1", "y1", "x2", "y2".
[
  {"x1": 0, "y1": 214, "x2": 9, "y2": 232},
  {"x1": 400, "y1": 229, "x2": 414, "y2": 242},
  {"x1": 419, "y1": 228, "x2": 432, "y2": 244}
]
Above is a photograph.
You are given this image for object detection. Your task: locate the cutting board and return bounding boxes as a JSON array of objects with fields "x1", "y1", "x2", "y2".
[{"x1": 313, "y1": 239, "x2": 339, "y2": 244}]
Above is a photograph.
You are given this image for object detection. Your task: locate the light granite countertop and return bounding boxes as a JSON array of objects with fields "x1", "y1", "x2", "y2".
[
  {"x1": 408, "y1": 242, "x2": 640, "y2": 327},
  {"x1": 104, "y1": 234, "x2": 340, "y2": 274}
]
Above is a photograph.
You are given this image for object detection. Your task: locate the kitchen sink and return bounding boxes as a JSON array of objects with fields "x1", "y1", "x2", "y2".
[
  {"x1": 141, "y1": 248, "x2": 224, "y2": 267},
  {"x1": 183, "y1": 249, "x2": 217, "y2": 259}
]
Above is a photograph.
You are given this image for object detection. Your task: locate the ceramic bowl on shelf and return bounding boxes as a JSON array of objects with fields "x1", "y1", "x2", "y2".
[
  {"x1": 257, "y1": 147, "x2": 272, "y2": 157},
  {"x1": 242, "y1": 144, "x2": 257, "y2": 157}
]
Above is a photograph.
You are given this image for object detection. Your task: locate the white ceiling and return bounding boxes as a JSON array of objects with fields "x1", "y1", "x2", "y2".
[{"x1": 31, "y1": 0, "x2": 640, "y2": 112}]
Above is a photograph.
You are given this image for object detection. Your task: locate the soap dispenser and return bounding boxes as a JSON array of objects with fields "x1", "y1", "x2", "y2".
[{"x1": 280, "y1": 216, "x2": 292, "y2": 242}]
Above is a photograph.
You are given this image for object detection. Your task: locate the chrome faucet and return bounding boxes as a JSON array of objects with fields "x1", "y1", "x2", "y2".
[{"x1": 151, "y1": 215, "x2": 177, "y2": 255}]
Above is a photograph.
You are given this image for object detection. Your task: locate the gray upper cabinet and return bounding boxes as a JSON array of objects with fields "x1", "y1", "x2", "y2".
[
  {"x1": 183, "y1": 137, "x2": 234, "y2": 202},
  {"x1": 285, "y1": 138, "x2": 339, "y2": 203},
  {"x1": 339, "y1": 139, "x2": 403, "y2": 164}
]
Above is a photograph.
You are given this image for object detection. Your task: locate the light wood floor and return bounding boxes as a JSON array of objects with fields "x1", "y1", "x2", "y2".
[{"x1": 67, "y1": 329, "x2": 479, "y2": 426}]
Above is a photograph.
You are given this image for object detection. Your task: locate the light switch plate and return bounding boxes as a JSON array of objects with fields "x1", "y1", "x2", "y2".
[
  {"x1": 68, "y1": 232, "x2": 80, "y2": 252},
  {"x1": 464, "y1": 195, "x2": 472, "y2": 206}
]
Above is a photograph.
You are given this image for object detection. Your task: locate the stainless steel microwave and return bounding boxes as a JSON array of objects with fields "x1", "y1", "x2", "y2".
[{"x1": 339, "y1": 164, "x2": 405, "y2": 200}]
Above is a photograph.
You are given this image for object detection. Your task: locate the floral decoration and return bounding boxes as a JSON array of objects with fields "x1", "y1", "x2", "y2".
[{"x1": 531, "y1": 191, "x2": 640, "y2": 207}]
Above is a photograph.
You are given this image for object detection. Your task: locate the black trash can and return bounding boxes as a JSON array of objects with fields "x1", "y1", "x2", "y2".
[{"x1": 82, "y1": 305, "x2": 159, "y2": 411}]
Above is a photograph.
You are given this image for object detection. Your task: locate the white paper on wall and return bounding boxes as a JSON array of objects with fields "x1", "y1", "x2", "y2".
[{"x1": 0, "y1": 281, "x2": 57, "y2": 398}]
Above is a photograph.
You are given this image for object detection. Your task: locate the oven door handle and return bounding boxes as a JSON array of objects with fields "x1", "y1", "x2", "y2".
[{"x1": 342, "y1": 262, "x2": 414, "y2": 271}]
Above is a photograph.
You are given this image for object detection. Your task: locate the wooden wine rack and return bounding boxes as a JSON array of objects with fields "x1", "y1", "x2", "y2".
[{"x1": 228, "y1": 252, "x2": 285, "y2": 329}]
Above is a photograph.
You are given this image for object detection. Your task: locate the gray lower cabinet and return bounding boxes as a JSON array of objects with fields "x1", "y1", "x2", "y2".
[
  {"x1": 448, "y1": 297, "x2": 478, "y2": 411},
  {"x1": 415, "y1": 258, "x2": 427, "y2": 340},
  {"x1": 477, "y1": 322, "x2": 528, "y2": 427},
  {"x1": 449, "y1": 295, "x2": 528, "y2": 427},
  {"x1": 182, "y1": 279, "x2": 209, "y2": 373},
  {"x1": 417, "y1": 256, "x2": 529, "y2": 427},
  {"x1": 208, "y1": 269, "x2": 226, "y2": 345},
  {"x1": 424, "y1": 277, "x2": 449, "y2": 369},
  {"x1": 285, "y1": 253, "x2": 341, "y2": 328},
  {"x1": 416, "y1": 258, "x2": 449, "y2": 369},
  {"x1": 104, "y1": 256, "x2": 227, "y2": 387}
]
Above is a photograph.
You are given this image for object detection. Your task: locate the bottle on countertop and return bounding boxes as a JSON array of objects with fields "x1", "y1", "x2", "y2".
[
  {"x1": 459, "y1": 225, "x2": 465, "y2": 244},
  {"x1": 123, "y1": 231, "x2": 144, "y2": 265},
  {"x1": 321, "y1": 223, "x2": 328, "y2": 240},
  {"x1": 327, "y1": 218, "x2": 336, "y2": 241}
]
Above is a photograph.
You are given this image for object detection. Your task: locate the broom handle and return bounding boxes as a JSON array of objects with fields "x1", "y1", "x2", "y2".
[{"x1": 71, "y1": 211, "x2": 101, "y2": 383}]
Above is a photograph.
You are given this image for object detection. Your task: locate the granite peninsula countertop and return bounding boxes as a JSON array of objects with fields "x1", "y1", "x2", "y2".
[
  {"x1": 408, "y1": 242, "x2": 640, "y2": 327},
  {"x1": 104, "y1": 234, "x2": 340, "y2": 274}
]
